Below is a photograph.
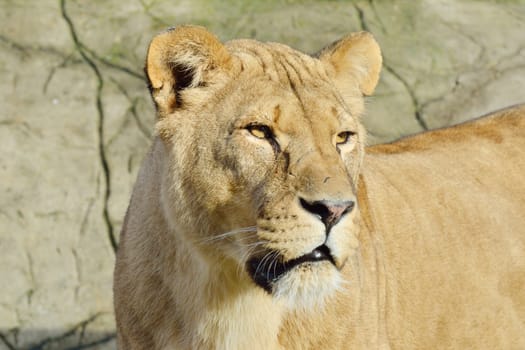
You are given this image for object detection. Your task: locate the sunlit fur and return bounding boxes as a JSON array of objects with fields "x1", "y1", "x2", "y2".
[{"x1": 114, "y1": 25, "x2": 525, "y2": 350}]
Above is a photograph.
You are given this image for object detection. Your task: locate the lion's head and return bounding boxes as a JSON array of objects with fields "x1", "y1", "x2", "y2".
[{"x1": 145, "y1": 26, "x2": 381, "y2": 308}]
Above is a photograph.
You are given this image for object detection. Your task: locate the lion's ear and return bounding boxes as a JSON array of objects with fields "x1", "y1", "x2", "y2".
[
  {"x1": 318, "y1": 32, "x2": 382, "y2": 97},
  {"x1": 145, "y1": 25, "x2": 232, "y2": 116}
]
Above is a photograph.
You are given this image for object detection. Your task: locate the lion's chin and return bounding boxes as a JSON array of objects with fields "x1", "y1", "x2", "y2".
[
  {"x1": 247, "y1": 246, "x2": 343, "y2": 309},
  {"x1": 273, "y1": 262, "x2": 343, "y2": 310}
]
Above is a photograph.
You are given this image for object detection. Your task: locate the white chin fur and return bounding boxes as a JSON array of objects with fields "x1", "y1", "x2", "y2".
[{"x1": 272, "y1": 262, "x2": 343, "y2": 310}]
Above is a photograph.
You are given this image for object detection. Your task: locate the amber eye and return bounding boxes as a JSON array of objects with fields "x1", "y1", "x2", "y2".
[
  {"x1": 336, "y1": 131, "x2": 355, "y2": 145},
  {"x1": 246, "y1": 124, "x2": 273, "y2": 139}
]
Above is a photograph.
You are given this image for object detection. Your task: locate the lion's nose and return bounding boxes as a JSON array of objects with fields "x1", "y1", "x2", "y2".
[{"x1": 299, "y1": 198, "x2": 355, "y2": 232}]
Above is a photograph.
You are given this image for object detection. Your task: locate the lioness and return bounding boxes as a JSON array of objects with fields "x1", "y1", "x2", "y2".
[{"x1": 114, "y1": 26, "x2": 525, "y2": 349}]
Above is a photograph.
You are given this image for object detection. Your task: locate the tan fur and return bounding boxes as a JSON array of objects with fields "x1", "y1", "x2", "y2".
[{"x1": 114, "y1": 26, "x2": 525, "y2": 349}]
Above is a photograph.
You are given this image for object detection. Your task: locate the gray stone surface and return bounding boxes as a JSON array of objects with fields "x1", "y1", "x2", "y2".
[{"x1": 0, "y1": 0, "x2": 524, "y2": 348}]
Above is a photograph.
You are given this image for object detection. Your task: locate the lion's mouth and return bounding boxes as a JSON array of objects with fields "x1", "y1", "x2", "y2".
[{"x1": 247, "y1": 245, "x2": 336, "y2": 293}]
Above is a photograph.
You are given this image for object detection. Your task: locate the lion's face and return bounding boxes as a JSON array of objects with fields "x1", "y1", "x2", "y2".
[{"x1": 145, "y1": 26, "x2": 381, "y2": 308}]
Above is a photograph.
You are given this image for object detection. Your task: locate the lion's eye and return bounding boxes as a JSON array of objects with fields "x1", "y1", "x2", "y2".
[
  {"x1": 336, "y1": 131, "x2": 355, "y2": 145},
  {"x1": 247, "y1": 124, "x2": 273, "y2": 139}
]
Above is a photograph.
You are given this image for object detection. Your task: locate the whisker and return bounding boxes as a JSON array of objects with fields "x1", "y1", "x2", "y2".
[
  {"x1": 231, "y1": 235, "x2": 259, "y2": 245},
  {"x1": 236, "y1": 241, "x2": 265, "y2": 249},
  {"x1": 237, "y1": 242, "x2": 265, "y2": 278},
  {"x1": 255, "y1": 250, "x2": 275, "y2": 277},
  {"x1": 196, "y1": 226, "x2": 257, "y2": 245},
  {"x1": 272, "y1": 253, "x2": 280, "y2": 282},
  {"x1": 237, "y1": 246, "x2": 252, "y2": 278},
  {"x1": 266, "y1": 251, "x2": 280, "y2": 283}
]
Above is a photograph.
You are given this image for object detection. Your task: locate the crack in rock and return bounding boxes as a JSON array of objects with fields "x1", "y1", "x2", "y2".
[
  {"x1": 109, "y1": 77, "x2": 152, "y2": 140},
  {"x1": 11, "y1": 313, "x2": 115, "y2": 350},
  {"x1": 60, "y1": 0, "x2": 117, "y2": 253},
  {"x1": 382, "y1": 63, "x2": 429, "y2": 131},
  {"x1": 42, "y1": 53, "x2": 82, "y2": 94},
  {"x1": 0, "y1": 30, "x2": 144, "y2": 82},
  {"x1": 0, "y1": 34, "x2": 68, "y2": 59},
  {"x1": 354, "y1": 3, "x2": 429, "y2": 131},
  {"x1": 24, "y1": 252, "x2": 36, "y2": 306},
  {"x1": 79, "y1": 44, "x2": 144, "y2": 81},
  {"x1": 0, "y1": 332, "x2": 17, "y2": 350}
]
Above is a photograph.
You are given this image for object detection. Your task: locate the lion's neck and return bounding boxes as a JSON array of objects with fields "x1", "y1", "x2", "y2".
[{"x1": 169, "y1": 237, "x2": 285, "y2": 349}]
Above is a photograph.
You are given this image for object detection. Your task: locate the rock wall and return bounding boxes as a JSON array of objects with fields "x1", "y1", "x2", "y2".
[{"x1": 1, "y1": 0, "x2": 524, "y2": 349}]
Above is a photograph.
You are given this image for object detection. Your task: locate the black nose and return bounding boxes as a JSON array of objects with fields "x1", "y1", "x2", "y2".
[{"x1": 299, "y1": 198, "x2": 355, "y2": 231}]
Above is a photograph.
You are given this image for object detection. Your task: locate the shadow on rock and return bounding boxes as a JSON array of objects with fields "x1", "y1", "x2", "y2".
[{"x1": 0, "y1": 329, "x2": 116, "y2": 350}]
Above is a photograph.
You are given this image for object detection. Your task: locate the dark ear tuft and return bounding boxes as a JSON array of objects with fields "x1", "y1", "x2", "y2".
[
  {"x1": 171, "y1": 62, "x2": 196, "y2": 108},
  {"x1": 145, "y1": 25, "x2": 231, "y2": 116}
]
